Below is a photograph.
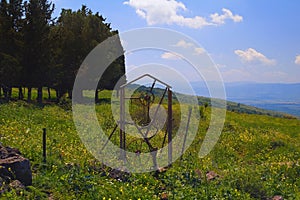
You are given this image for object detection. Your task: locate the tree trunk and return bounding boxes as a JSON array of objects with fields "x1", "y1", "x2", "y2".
[
  {"x1": 37, "y1": 87, "x2": 43, "y2": 104},
  {"x1": 18, "y1": 86, "x2": 24, "y2": 100},
  {"x1": 47, "y1": 87, "x2": 51, "y2": 100},
  {"x1": 95, "y1": 89, "x2": 99, "y2": 103},
  {"x1": 3, "y1": 87, "x2": 11, "y2": 102},
  {"x1": 27, "y1": 87, "x2": 32, "y2": 102},
  {"x1": 3, "y1": 87, "x2": 8, "y2": 101},
  {"x1": 68, "y1": 90, "x2": 72, "y2": 99},
  {"x1": 0, "y1": 86, "x2": 2, "y2": 98},
  {"x1": 2, "y1": 86, "x2": 11, "y2": 102},
  {"x1": 8, "y1": 87, "x2": 12, "y2": 101},
  {"x1": 55, "y1": 89, "x2": 60, "y2": 102}
]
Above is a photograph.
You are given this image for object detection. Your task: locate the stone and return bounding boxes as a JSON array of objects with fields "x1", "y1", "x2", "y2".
[
  {"x1": 0, "y1": 145, "x2": 32, "y2": 186},
  {"x1": 161, "y1": 192, "x2": 168, "y2": 200},
  {"x1": 109, "y1": 168, "x2": 130, "y2": 182},
  {"x1": 0, "y1": 145, "x2": 21, "y2": 159},
  {"x1": 272, "y1": 195, "x2": 284, "y2": 200},
  {"x1": 157, "y1": 167, "x2": 167, "y2": 173},
  {"x1": 9, "y1": 180, "x2": 25, "y2": 190},
  {"x1": 206, "y1": 171, "x2": 219, "y2": 181},
  {"x1": 0, "y1": 176, "x2": 3, "y2": 185}
]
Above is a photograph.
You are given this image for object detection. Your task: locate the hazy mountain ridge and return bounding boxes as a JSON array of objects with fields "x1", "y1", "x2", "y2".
[
  {"x1": 191, "y1": 82, "x2": 300, "y2": 117},
  {"x1": 127, "y1": 84, "x2": 296, "y2": 118}
]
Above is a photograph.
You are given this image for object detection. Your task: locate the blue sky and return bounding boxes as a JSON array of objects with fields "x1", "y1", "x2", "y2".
[{"x1": 52, "y1": 0, "x2": 300, "y2": 83}]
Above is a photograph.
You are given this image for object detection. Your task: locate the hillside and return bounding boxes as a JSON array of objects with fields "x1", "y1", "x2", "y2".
[
  {"x1": 191, "y1": 82, "x2": 300, "y2": 117},
  {"x1": 0, "y1": 97, "x2": 299, "y2": 199},
  {"x1": 135, "y1": 85, "x2": 297, "y2": 118}
]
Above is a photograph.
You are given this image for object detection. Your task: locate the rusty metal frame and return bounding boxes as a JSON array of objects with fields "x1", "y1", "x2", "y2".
[{"x1": 118, "y1": 74, "x2": 173, "y2": 165}]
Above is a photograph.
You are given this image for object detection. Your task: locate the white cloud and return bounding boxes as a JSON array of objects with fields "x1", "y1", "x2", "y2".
[
  {"x1": 174, "y1": 40, "x2": 205, "y2": 55},
  {"x1": 194, "y1": 47, "x2": 205, "y2": 55},
  {"x1": 161, "y1": 52, "x2": 182, "y2": 60},
  {"x1": 234, "y1": 48, "x2": 276, "y2": 66},
  {"x1": 295, "y1": 55, "x2": 300, "y2": 65},
  {"x1": 174, "y1": 40, "x2": 194, "y2": 48},
  {"x1": 124, "y1": 0, "x2": 242, "y2": 29},
  {"x1": 210, "y1": 8, "x2": 243, "y2": 25},
  {"x1": 136, "y1": 9, "x2": 146, "y2": 18}
]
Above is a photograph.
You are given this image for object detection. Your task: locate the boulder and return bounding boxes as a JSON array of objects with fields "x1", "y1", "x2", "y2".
[
  {"x1": 0, "y1": 145, "x2": 32, "y2": 186},
  {"x1": 0, "y1": 146, "x2": 21, "y2": 159}
]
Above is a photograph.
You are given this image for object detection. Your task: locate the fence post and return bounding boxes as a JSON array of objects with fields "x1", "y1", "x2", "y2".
[
  {"x1": 168, "y1": 88, "x2": 172, "y2": 166},
  {"x1": 43, "y1": 128, "x2": 46, "y2": 163}
]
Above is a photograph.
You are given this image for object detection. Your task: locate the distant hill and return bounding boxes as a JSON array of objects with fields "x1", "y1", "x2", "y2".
[
  {"x1": 127, "y1": 84, "x2": 296, "y2": 119},
  {"x1": 191, "y1": 82, "x2": 300, "y2": 117}
]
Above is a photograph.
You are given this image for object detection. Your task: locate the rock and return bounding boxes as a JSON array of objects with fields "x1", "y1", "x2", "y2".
[
  {"x1": 0, "y1": 180, "x2": 25, "y2": 195},
  {"x1": 0, "y1": 145, "x2": 32, "y2": 186},
  {"x1": 272, "y1": 195, "x2": 284, "y2": 200},
  {"x1": 161, "y1": 192, "x2": 168, "y2": 200},
  {"x1": 194, "y1": 169, "x2": 202, "y2": 179},
  {"x1": 206, "y1": 171, "x2": 219, "y2": 181},
  {"x1": 109, "y1": 168, "x2": 130, "y2": 182},
  {"x1": 9, "y1": 180, "x2": 25, "y2": 190},
  {"x1": 157, "y1": 167, "x2": 167, "y2": 173},
  {"x1": 0, "y1": 176, "x2": 8, "y2": 194},
  {"x1": 0, "y1": 146, "x2": 21, "y2": 159}
]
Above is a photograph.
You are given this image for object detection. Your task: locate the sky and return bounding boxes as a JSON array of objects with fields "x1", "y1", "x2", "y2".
[{"x1": 51, "y1": 0, "x2": 300, "y2": 84}]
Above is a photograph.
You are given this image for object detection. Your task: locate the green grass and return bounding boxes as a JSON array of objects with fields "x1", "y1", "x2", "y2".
[{"x1": 0, "y1": 95, "x2": 299, "y2": 199}]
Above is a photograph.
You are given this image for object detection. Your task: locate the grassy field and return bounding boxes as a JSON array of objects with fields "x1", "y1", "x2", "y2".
[{"x1": 0, "y1": 91, "x2": 299, "y2": 199}]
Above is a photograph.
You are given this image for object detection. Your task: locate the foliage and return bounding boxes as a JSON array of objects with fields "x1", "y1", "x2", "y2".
[
  {"x1": 0, "y1": 1, "x2": 125, "y2": 102},
  {"x1": 49, "y1": 6, "x2": 125, "y2": 98},
  {"x1": 0, "y1": 0, "x2": 23, "y2": 96},
  {"x1": 0, "y1": 97, "x2": 299, "y2": 199},
  {"x1": 22, "y1": 0, "x2": 54, "y2": 103}
]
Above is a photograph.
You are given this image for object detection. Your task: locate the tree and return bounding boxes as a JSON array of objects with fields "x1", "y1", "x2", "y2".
[
  {"x1": 0, "y1": 3, "x2": 125, "y2": 103},
  {"x1": 51, "y1": 6, "x2": 126, "y2": 101},
  {"x1": 0, "y1": 0, "x2": 11, "y2": 100},
  {"x1": 9, "y1": 0, "x2": 24, "y2": 99},
  {"x1": 22, "y1": 0, "x2": 54, "y2": 103},
  {"x1": 0, "y1": 0, "x2": 23, "y2": 101},
  {"x1": 52, "y1": 7, "x2": 87, "y2": 99}
]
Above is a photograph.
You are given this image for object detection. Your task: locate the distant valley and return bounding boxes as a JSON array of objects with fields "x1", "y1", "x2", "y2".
[{"x1": 191, "y1": 82, "x2": 300, "y2": 117}]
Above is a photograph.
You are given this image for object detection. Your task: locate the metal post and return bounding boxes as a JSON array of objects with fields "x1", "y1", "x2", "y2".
[
  {"x1": 167, "y1": 88, "x2": 172, "y2": 165},
  {"x1": 42, "y1": 128, "x2": 46, "y2": 163},
  {"x1": 180, "y1": 107, "x2": 192, "y2": 161},
  {"x1": 100, "y1": 124, "x2": 118, "y2": 152},
  {"x1": 119, "y1": 88, "x2": 126, "y2": 161}
]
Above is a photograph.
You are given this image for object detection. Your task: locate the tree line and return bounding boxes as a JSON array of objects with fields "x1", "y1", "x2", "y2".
[{"x1": 0, "y1": 0, "x2": 125, "y2": 103}]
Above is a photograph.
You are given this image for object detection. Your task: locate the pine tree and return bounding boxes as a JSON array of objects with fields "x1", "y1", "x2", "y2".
[
  {"x1": 22, "y1": 0, "x2": 54, "y2": 103},
  {"x1": 51, "y1": 6, "x2": 126, "y2": 101},
  {"x1": 0, "y1": 0, "x2": 23, "y2": 101}
]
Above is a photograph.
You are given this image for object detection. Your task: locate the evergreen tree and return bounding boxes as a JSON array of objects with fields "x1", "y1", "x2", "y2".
[
  {"x1": 22, "y1": 0, "x2": 54, "y2": 103},
  {"x1": 0, "y1": 0, "x2": 23, "y2": 101},
  {"x1": 52, "y1": 5, "x2": 126, "y2": 101},
  {"x1": 0, "y1": 2, "x2": 125, "y2": 103}
]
